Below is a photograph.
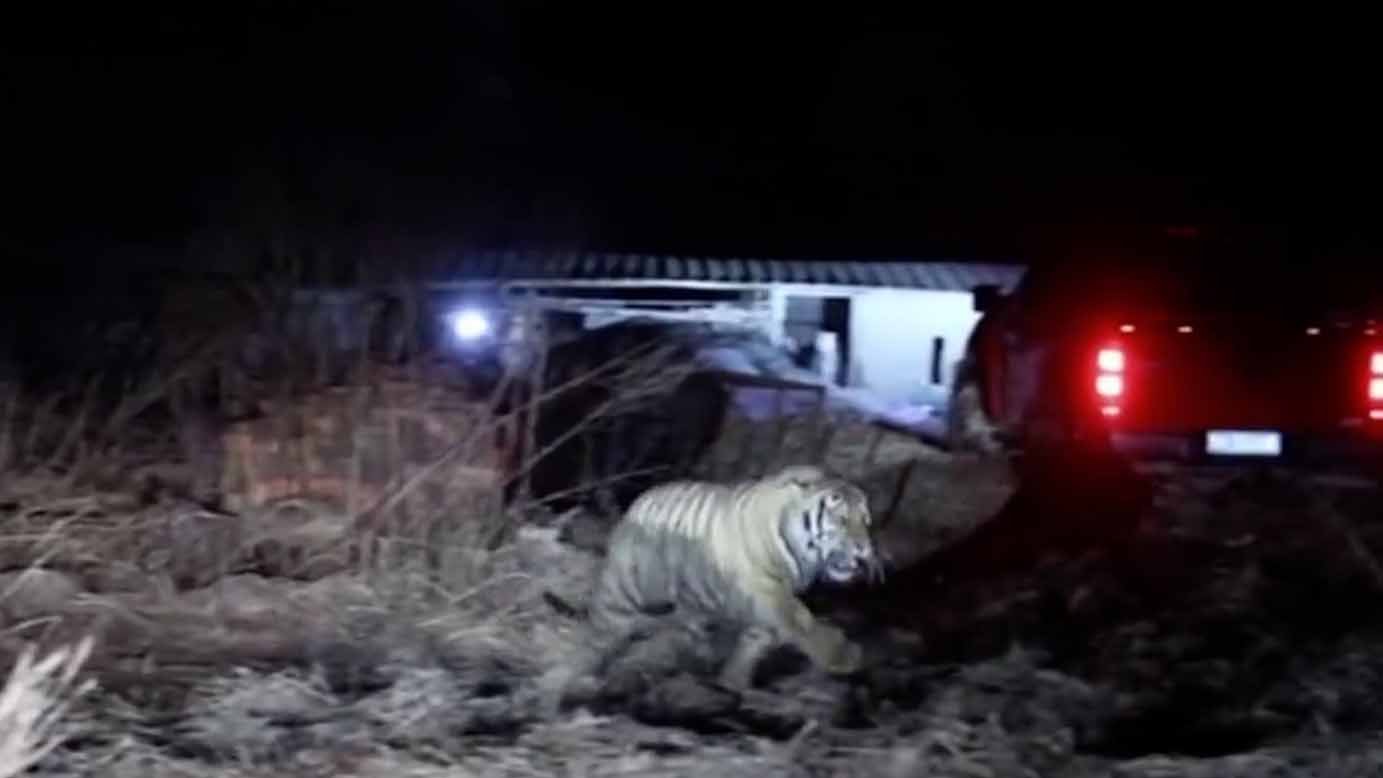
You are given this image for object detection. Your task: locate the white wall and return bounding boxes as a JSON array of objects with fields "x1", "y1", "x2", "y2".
[
  {"x1": 849, "y1": 287, "x2": 981, "y2": 404},
  {"x1": 771, "y1": 286, "x2": 982, "y2": 406}
]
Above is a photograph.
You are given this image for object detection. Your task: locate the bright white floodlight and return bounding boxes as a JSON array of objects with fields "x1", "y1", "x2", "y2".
[{"x1": 448, "y1": 309, "x2": 490, "y2": 340}]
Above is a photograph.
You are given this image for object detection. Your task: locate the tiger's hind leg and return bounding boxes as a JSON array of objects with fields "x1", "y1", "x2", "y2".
[
  {"x1": 553, "y1": 598, "x2": 681, "y2": 708},
  {"x1": 544, "y1": 622, "x2": 641, "y2": 714}
]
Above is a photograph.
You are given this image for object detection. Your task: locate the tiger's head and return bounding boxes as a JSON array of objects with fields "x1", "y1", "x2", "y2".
[{"x1": 774, "y1": 470, "x2": 882, "y2": 588}]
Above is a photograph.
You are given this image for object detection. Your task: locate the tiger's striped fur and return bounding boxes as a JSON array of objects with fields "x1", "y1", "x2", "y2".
[{"x1": 572, "y1": 464, "x2": 880, "y2": 690}]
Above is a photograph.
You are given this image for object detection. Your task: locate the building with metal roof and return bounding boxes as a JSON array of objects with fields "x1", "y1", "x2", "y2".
[
  {"x1": 428, "y1": 250, "x2": 1026, "y2": 293},
  {"x1": 235, "y1": 248, "x2": 1026, "y2": 434},
  {"x1": 421, "y1": 250, "x2": 1028, "y2": 412}
]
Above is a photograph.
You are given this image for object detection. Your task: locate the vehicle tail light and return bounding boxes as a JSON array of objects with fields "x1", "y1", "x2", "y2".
[
  {"x1": 1097, "y1": 348, "x2": 1126, "y2": 372},
  {"x1": 1369, "y1": 352, "x2": 1383, "y2": 422},
  {"x1": 1094, "y1": 345, "x2": 1125, "y2": 418},
  {"x1": 1095, "y1": 374, "x2": 1124, "y2": 397}
]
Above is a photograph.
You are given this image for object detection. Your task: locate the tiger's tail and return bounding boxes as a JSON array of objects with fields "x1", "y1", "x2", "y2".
[{"x1": 541, "y1": 590, "x2": 675, "y2": 622}]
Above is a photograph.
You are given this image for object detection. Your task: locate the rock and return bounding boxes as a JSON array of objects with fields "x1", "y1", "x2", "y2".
[
  {"x1": 631, "y1": 673, "x2": 741, "y2": 728},
  {"x1": 0, "y1": 568, "x2": 85, "y2": 622},
  {"x1": 246, "y1": 497, "x2": 354, "y2": 580},
  {"x1": 556, "y1": 508, "x2": 614, "y2": 554},
  {"x1": 729, "y1": 698, "x2": 808, "y2": 741},
  {"x1": 139, "y1": 509, "x2": 249, "y2": 589},
  {"x1": 512, "y1": 524, "x2": 602, "y2": 601},
  {"x1": 871, "y1": 452, "x2": 1019, "y2": 574},
  {"x1": 177, "y1": 574, "x2": 312, "y2": 628}
]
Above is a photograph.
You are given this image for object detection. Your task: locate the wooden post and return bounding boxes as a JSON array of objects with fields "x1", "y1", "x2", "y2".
[
  {"x1": 863, "y1": 424, "x2": 886, "y2": 473},
  {"x1": 733, "y1": 405, "x2": 760, "y2": 480},
  {"x1": 880, "y1": 458, "x2": 917, "y2": 530},
  {"x1": 767, "y1": 385, "x2": 789, "y2": 473},
  {"x1": 518, "y1": 298, "x2": 548, "y2": 507},
  {"x1": 809, "y1": 387, "x2": 833, "y2": 466}
]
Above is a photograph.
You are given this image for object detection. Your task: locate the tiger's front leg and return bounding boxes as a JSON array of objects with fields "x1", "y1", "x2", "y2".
[
  {"x1": 759, "y1": 593, "x2": 863, "y2": 677},
  {"x1": 716, "y1": 625, "x2": 777, "y2": 689}
]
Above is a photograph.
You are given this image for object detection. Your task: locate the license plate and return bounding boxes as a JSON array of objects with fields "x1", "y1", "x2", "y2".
[{"x1": 1205, "y1": 430, "x2": 1282, "y2": 457}]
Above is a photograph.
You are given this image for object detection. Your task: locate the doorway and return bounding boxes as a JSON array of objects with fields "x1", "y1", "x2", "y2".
[{"x1": 784, "y1": 294, "x2": 851, "y2": 387}]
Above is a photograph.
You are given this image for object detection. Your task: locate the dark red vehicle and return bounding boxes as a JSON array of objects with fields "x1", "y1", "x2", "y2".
[{"x1": 950, "y1": 232, "x2": 1383, "y2": 472}]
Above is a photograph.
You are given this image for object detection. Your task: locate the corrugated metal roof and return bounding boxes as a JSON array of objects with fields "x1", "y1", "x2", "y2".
[{"x1": 433, "y1": 250, "x2": 1026, "y2": 292}]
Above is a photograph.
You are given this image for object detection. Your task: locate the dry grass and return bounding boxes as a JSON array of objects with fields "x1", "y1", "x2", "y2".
[
  {"x1": 5, "y1": 417, "x2": 1383, "y2": 776},
  {"x1": 0, "y1": 346, "x2": 1030, "y2": 777},
  {"x1": 0, "y1": 293, "x2": 842, "y2": 775},
  {"x1": 0, "y1": 636, "x2": 93, "y2": 778}
]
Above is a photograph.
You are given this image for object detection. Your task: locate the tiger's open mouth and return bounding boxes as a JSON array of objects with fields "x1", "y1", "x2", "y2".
[
  {"x1": 825, "y1": 551, "x2": 863, "y2": 583},
  {"x1": 825, "y1": 549, "x2": 883, "y2": 584}
]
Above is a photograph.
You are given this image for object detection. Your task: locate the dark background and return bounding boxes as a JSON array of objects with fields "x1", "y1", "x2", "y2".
[{"x1": 4, "y1": 6, "x2": 1379, "y2": 275}]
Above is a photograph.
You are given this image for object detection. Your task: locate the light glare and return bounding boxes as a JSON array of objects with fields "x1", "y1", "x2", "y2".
[{"x1": 449, "y1": 309, "x2": 490, "y2": 340}]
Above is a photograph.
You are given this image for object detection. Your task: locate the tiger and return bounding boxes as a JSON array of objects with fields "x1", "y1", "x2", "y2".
[{"x1": 554, "y1": 463, "x2": 882, "y2": 693}]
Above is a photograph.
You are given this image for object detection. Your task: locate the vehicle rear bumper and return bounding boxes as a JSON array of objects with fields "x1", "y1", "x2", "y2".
[{"x1": 1105, "y1": 428, "x2": 1383, "y2": 476}]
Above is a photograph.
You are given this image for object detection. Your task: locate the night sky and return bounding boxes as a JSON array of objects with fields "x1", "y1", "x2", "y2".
[{"x1": 5, "y1": 7, "x2": 1380, "y2": 273}]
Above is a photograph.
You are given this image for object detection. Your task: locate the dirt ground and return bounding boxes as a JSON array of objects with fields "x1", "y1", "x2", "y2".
[{"x1": 5, "y1": 430, "x2": 1383, "y2": 776}]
